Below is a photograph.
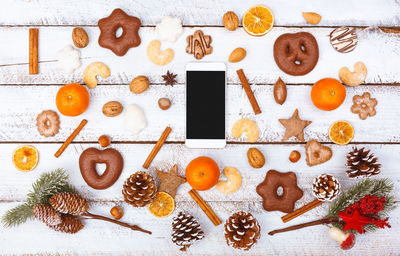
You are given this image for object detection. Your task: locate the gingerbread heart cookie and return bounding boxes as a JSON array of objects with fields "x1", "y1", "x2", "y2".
[{"x1": 305, "y1": 140, "x2": 332, "y2": 166}]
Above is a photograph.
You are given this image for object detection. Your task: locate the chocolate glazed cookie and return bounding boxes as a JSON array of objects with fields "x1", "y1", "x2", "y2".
[
  {"x1": 273, "y1": 32, "x2": 319, "y2": 76},
  {"x1": 79, "y1": 147, "x2": 124, "y2": 189}
]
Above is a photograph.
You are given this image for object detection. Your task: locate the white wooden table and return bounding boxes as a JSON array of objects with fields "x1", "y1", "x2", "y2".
[{"x1": 0, "y1": 1, "x2": 399, "y2": 255}]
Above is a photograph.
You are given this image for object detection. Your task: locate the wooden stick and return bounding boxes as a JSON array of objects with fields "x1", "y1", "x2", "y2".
[
  {"x1": 29, "y1": 28, "x2": 39, "y2": 74},
  {"x1": 269, "y1": 217, "x2": 339, "y2": 236},
  {"x1": 236, "y1": 69, "x2": 261, "y2": 115},
  {"x1": 281, "y1": 199, "x2": 324, "y2": 223},
  {"x1": 188, "y1": 189, "x2": 221, "y2": 226},
  {"x1": 142, "y1": 126, "x2": 171, "y2": 169},
  {"x1": 54, "y1": 119, "x2": 88, "y2": 158},
  {"x1": 82, "y1": 212, "x2": 151, "y2": 234}
]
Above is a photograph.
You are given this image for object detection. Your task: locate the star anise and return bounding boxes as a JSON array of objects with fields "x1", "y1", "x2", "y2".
[{"x1": 162, "y1": 71, "x2": 177, "y2": 87}]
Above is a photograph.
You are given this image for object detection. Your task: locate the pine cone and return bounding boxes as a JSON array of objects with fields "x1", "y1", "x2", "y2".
[
  {"x1": 49, "y1": 193, "x2": 89, "y2": 215},
  {"x1": 32, "y1": 204, "x2": 62, "y2": 226},
  {"x1": 172, "y1": 212, "x2": 204, "y2": 251},
  {"x1": 346, "y1": 147, "x2": 381, "y2": 178},
  {"x1": 224, "y1": 211, "x2": 260, "y2": 251},
  {"x1": 312, "y1": 174, "x2": 340, "y2": 201},
  {"x1": 49, "y1": 214, "x2": 84, "y2": 234},
  {"x1": 122, "y1": 171, "x2": 157, "y2": 207}
]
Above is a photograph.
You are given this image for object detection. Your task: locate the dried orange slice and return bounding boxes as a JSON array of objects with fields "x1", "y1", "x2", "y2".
[
  {"x1": 242, "y1": 5, "x2": 274, "y2": 37},
  {"x1": 148, "y1": 192, "x2": 175, "y2": 218},
  {"x1": 329, "y1": 121, "x2": 354, "y2": 145},
  {"x1": 12, "y1": 145, "x2": 39, "y2": 172}
]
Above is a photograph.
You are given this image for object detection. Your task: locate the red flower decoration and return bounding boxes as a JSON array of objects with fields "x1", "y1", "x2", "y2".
[{"x1": 338, "y1": 208, "x2": 375, "y2": 234}]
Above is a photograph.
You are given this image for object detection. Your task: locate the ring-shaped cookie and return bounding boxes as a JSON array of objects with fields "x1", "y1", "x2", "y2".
[
  {"x1": 256, "y1": 170, "x2": 303, "y2": 213},
  {"x1": 98, "y1": 8, "x2": 141, "y2": 56},
  {"x1": 36, "y1": 110, "x2": 60, "y2": 137},
  {"x1": 79, "y1": 147, "x2": 124, "y2": 189},
  {"x1": 273, "y1": 32, "x2": 319, "y2": 76}
]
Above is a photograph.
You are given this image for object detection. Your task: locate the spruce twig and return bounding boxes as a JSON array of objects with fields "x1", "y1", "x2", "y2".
[{"x1": 1, "y1": 169, "x2": 78, "y2": 228}]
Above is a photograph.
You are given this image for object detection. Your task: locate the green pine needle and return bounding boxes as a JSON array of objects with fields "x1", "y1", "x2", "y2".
[
  {"x1": 325, "y1": 178, "x2": 397, "y2": 233},
  {"x1": 1, "y1": 169, "x2": 79, "y2": 228}
]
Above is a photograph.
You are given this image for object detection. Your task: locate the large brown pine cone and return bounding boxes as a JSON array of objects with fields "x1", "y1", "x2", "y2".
[
  {"x1": 32, "y1": 204, "x2": 62, "y2": 226},
  {"x1": 122, "y1": 171, "x2": 157, "y2": 207},
  {"x1": 312, "y1": 174, "x2": 340, "y2": 201},
  {"x1": 49, "y1": 193, "x2": 89, "y2": 215},
  {"x1": 49, "y1": 214, "x2": 84, "y2": 234},
  {"x1": 224, "y1": 211, "x2": 260, "y2": 251},
  {"x1": 172, "y1": 212, "x2": 204, "y2": 251},
  {"x1": 346, "y1": 147, "x2": 381, "y2": 178}
]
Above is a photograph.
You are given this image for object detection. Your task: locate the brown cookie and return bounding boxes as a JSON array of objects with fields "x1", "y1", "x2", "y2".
[
  {"x1": 256, "y1": 170, "x2": 303, "y2": 213},
  {"x1": 305, "y1": 140, "x2": 332, "y2": 166},
  {"x1": 98, "y1": 9, "x2": 141, "y2": 56},
  {"x1": 330, "y1": 26, "x2": 358, "y2": 53},
  {"x1": 351, "y1": 92, "x2": 377, "y2": 120},
  {"x1": 273, "y1": 32, "x2": 319, "y2": 76},
  {"x1": 79, "y1": 147, "x2": 124, "y2": 189},
  {"x1": 186, "y1": 30, "x2": 212, "y2": 59}
]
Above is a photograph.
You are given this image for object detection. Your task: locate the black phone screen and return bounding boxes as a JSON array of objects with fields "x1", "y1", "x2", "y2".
[{"x1": 186, "y1": 70, "x2": 225, "y2": 139}]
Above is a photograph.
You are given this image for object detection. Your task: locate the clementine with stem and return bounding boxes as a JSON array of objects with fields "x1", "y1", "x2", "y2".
[
  {"x1": 56, "y1": 83, "x2": 90, "y2": 116},
  {"x1": 311, "y1": 78, "x2": 346, "y2": 111},
  {"x1": 186, "y1": 156, "x2": 220, "y2": 191}
]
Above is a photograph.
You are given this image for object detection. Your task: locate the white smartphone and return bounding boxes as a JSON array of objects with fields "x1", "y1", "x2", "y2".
[{"x1": 185, "y1": 62, "x2": 226, "y2": 148}]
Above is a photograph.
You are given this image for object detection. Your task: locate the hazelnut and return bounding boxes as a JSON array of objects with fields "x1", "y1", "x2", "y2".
[
  {"x1": 98, "y1": 135, "x2": 111, "y2": 148},
  {"x1": 158, "y1": 97, "x2": 171, "y2": 110},
  {"x1": 289, "y1": 150, "x2": 301, "y2": 163},
  {"x1": 223, "y1": 11, "x2": 239, "y2": 31},
  {"x1": 130, "y1": 75, "x2": 149, "y2": 94},
  {"x1": 110, "y1": 206, "x2": 123, "y2": 220}
]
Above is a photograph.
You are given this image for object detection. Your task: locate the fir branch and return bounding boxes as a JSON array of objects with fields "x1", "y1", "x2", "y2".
[
  {"x1": 1, "y1": 203, "x2": 33, "y2": 227},
  {"x1": 2, "y1": 169, "x2": 79, "y2": 228},
  {"x1": 27, "y1": 169, "x2": 78, "y2": 206}
]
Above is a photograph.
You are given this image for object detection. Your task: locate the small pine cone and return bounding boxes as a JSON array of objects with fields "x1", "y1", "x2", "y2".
[
  {"x1": 32, "y1": 204, "x2": 62, "y2": 226},
  {"x1": 224, "y1": 211, "x2": 260, "y2": 251},
  {"x1": 312, "y1": 174, "x2": 340, "y2": 201},
  {"x1": 49, "y1": 214, "x2": 84, "y2": 234},
  {"x1": 172, "y1": 212, "x2": 204, "y2": 251},
  {"x1": 346, "y1": 147, "x2": 381, "y2": 178},
  {"x1": 49, "y1": 193, "x2": 89, "y2": 215},
  {"x1": 122, "y1": 171, "x2": 157, "y2": 207}
]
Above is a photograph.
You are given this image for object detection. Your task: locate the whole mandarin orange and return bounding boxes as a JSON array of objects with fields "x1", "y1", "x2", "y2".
[
  {"x1": 311, "y1": 78, "x2": 346, "y2": 111},
  {"x1": 56, "y1": 83, "x2": 90, "y2": 116},
  {"x1": 185, "y1": 156, "x2": 220, "y2": 191}
]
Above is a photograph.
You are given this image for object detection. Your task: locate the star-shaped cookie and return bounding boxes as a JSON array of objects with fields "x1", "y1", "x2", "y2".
[
  {"x1": 156, "y1": 165, "x2": 186, "y2": 198},
  {"x1": 279, "y1": 109, "x2": 312, "y2": 142}
]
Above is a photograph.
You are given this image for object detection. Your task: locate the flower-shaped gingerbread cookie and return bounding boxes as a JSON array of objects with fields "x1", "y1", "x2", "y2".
[
  {"x1": 256, "y1": 170, "x2": 303, "y2": 213},
  {"x1": 56, "y1": 45, "x2": 81, "y2": 74},
  {"x1": 351, "y1": 92, "x2": 377, "y2": 120},
  {"x1": 155, "y1": 16, "x2": 183, "y2": 43},
  {"x1": 98, "y1": 8, "x2": 141, "y2": 56}
]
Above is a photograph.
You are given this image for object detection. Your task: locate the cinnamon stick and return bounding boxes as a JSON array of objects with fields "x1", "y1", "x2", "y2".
[
  {"x1": 29, "y1": 28, "x2": 39, "y2": 74},
  {"x1": 82, "y1": 212, "x2": 151, "y2": 234},
  {"x1": 188, "y1": 189, "x2": 221, "y2": 226},
  {"x1": 54, "y1": 119, "x2": 88, "y2": 158},
  {"x1": 236, "y1": 69, "x2": 261, "y2": 115},
  {"x1": 281, "y1": 199, "x2": 324, "y2": 223},
  {"x1": 142, "y1": 126, "x2": 171, "y2": 169},
  {"x1": 269, "y1": 217, "x2": 339, "y2": 236}
]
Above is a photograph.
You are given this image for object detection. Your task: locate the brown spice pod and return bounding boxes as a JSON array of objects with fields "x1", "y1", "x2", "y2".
[{"x1": 273, "y1": 77, "x2": 287, "y2": 105}]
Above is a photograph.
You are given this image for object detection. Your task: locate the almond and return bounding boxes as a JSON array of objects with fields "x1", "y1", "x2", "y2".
[
  {"x1": 273, "y1": 77, "x2": 287, "y2": 105},
  {"x1": 223, "y1": 11, "x2": 239, "y2": 31},
  {"x1": 72, "y1": 27, "x2": 89, "y2": 48},
  {"x1": 247, "y1": 148, "x2": 265, "y2": 168},
  {"x1": 130, "y1": 75, "x2": 149, "y2": 94},
  {"x1": 102, "y1": 101, "x2": 123, "y2": 117},
  {"x1": 228, "y1": 47, "x2": 246, "y2": 63},
  {"x1": 302, "y1": 12, "x2": 321, "y2": 25}
]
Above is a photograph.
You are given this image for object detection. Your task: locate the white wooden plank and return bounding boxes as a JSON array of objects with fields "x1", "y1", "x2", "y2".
[
  {"x1": 1, "y1": 200, "x2": 399, "y2": 255},
  {"x1": 1, "y1": 143, "x2": 399, "y2": 202},
  {"x1": 0, "y1": 84, "x2": 398, "y2": 142},
  {"x1": 0, "y1": 0, "x2": 399, "y2": 27},
  {"x1": 0, "y1": 27, "x2": 399, "y2": 84}
]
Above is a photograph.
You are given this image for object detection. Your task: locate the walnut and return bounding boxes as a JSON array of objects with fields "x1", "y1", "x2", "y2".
[{"x1": 223, "y1": 11, "x2": 239, "y2": 31}]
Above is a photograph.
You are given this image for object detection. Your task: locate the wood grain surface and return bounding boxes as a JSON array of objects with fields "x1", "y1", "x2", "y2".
[{"x1": 0, "y1": 1, "x2": 399, "y2": 255}]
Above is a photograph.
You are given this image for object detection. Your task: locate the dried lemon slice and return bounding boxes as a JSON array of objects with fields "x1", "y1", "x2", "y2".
[
  {"x1": 148, "y1": 192, "x2": 175, "y2": 218},
  {"x1": 12, "y1": 145, "x2": 39, "y2": 172}
]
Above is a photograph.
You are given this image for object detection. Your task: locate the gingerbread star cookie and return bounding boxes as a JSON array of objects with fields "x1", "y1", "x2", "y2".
[
  {"x1": 156, "y1": 165, "x2": 186, "y2": 198},
  {"x1": 279, "y1": 109, "x2": 312, "y2": 142}
]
